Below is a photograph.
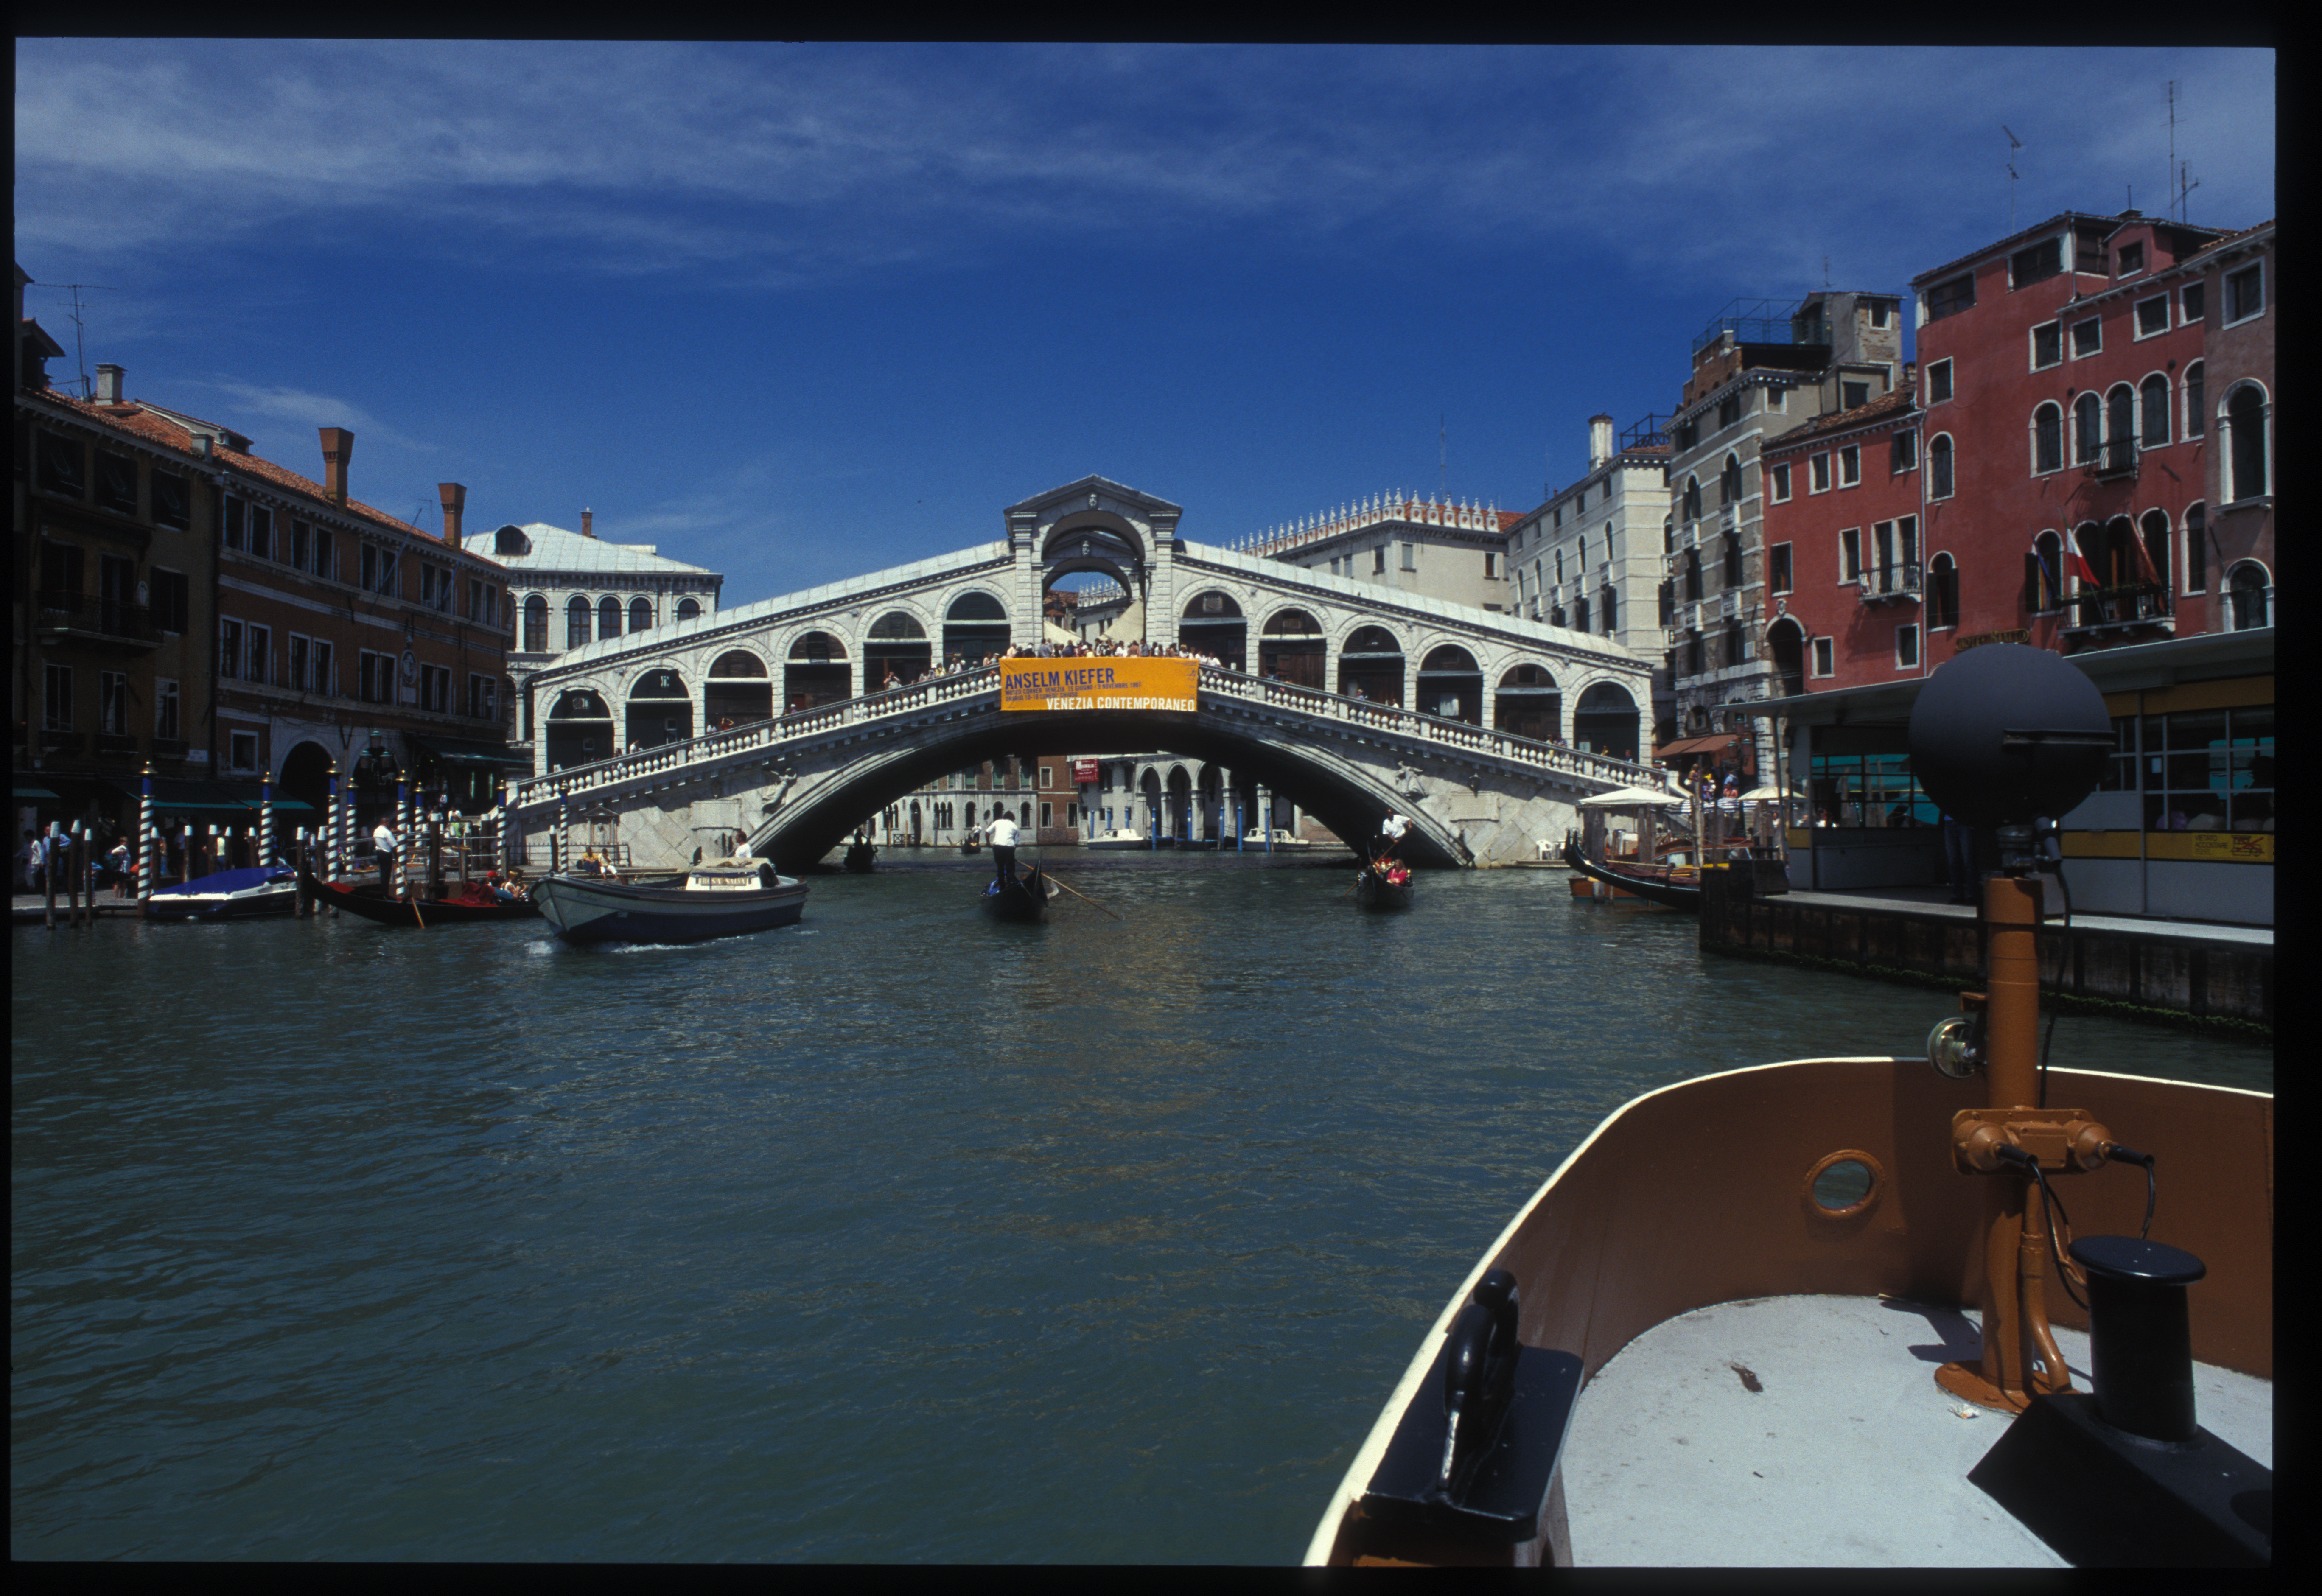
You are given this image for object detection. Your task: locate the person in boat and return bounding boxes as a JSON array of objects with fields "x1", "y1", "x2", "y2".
[
  {"x1": 372, "y1": 818, "x2": 400, "y2": 893},
  {"x1": 731, "y1": 836, "x2": 753, "y2": 862},
  {"x1": 985, "y1": 810, "x2": 1021, "y2": 888},
  {"x1": 1375, "y1": 811, "x2": 1409, "y2": 868}
]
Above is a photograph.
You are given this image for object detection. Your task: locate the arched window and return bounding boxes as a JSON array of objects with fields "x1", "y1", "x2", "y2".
[
  {"x1": 710, "y1": 650, "x2": 767, "y2": 678},
  {"x1": 2074, "y1": 393, "x2": 2101, "y2": 464},
  {"x1": 1723, "y1": 531, "x2": 1742, "y2": 588},
  {"x1": 1600, "y1": 584, "x2": 1618, "y2": 633},
  {"x1": 598, "y1": 596, "x2": 622, "y2": 640},
  {"x1": 1683, "y1": 548, "x2": 1702, "y2": 602},
  {"x1": 947, "y1": 591, "x2": 1007, "y2": 621},
  {"x1": 1262, "y1": 608, "x2": 1322, "y2": 636},
  {"x1": 523, "y1": 593, "x2": 548, "y2": 652},
  {"x1": 565, "y1": 595, "x2": 591, "y2": 649},
  {"x1": 1662, "y1": 516, "x2": 1674, "y2": 555},
  {"x1": 788, "y1": 630, "x2": 845, "y2": 661},
  {"x1": 2186, "y1": 504, "x2": 2208, "y2": 594},
  {"x1": 2034, "y1": 403, "x2": 2062, "y2": 473},
  {"x1": 868, "y1": 610, "x2": 926, "y2": 639},
  {"x1": 676, "y1": 597, "x2": 702, "y2": 621},
  {"x1": 2184, "y1": 362, "x2": 2205, "y2": 438},
  {"x1": 2227, "y1": 384, "x2": 2269, "y2": 501},
  {"x1": 2227, "y1": 562, "x2": 2270, "y2": 631},
  {"x1": 2139, "y1": 510, "x2": 2171, "y2": 594},
  {"x1": 629, "y1": 597, "x2": 653, "y2": 633},
  {"x1": 1682, "y1": 476, "x2": 1702, "y2": 520},
  {"x1": 1928, "y1": 554, "x2": 1959, "y2": 629},
  {"x1": 1719, "y1": 454, "x2": 1742, "y2": 506},
  {"x1": 2106, "y1": 384, "x2": 2135, "y2": 445},
  {"x1": 2140, "y1": 375, "x2": 2170, "y2": 447},
  {"x1": 1928, "y1": 435, "x2": 1954, "y2": 500}
]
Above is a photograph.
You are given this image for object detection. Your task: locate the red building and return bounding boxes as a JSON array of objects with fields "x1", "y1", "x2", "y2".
[{"x1": 1758, "y1": 384, "x2": 1925, "y2": 693}]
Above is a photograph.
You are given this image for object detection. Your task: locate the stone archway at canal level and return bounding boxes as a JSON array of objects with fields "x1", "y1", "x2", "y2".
[{"x1": 516, "y1": 686, "x2": 1655, "y2": 875}]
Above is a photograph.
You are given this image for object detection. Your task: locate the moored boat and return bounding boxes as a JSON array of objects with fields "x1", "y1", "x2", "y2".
[
  {"x1": 1560, "y1": 837, "x2": 1700, "y2": 911},
  {"x1": 1243, "y1": 827, "x2": 1312, "y2": 851},
  {"x1": 144, "y1": 865, "x2": 298, "y2": 921},
  {"x1": 1084, "y1": 829, "x2": 1154, "y2": 850},
  {"x1": 301, "y1": 870, "x2": 543, "y2": 926},
  {"x1": 534, "y1": 859, "x2": 808, "y2": 944},
  {"x1": 980, "y1": 861, "x2": 1058, "y2": 921}
]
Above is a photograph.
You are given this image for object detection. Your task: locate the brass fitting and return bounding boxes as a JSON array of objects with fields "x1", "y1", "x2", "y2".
[{"x1": 1950, "y1": 1108, "x2": 2114, "y2": 1175}]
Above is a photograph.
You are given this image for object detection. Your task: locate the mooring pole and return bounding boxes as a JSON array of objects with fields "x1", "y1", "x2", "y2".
[
  {"x1": 259, "y1": 769, "x2": 275, "y2": 868},
  {"x1": 139, "y1": 762, "x2": 156, "y2": 916},
  {"x1": 397, "y1": 777, "x2": 412, "y2": 901}
]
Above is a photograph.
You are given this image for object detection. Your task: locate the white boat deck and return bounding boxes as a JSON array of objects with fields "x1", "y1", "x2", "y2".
[{"x1": 1561, "y1": 1293, "x2": 2272, "y2": 1567}]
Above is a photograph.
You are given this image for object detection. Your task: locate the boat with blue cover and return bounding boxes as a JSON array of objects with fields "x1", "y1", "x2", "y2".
[{"x1": 143, "y1": 865, "x2": 298, "y2": 921}]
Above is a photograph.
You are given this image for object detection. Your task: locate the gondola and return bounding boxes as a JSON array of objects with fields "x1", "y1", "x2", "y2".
[
  {"x1": 1353, "y1": 857, "x2": 1414, "y2": 910},
  {"x1": 1560, "y1": 837, "x2": 1701, "y2": 912},
  {"x1": 144, "y1": 865, "x2": 297, "y2": 920},
  {"x1": 980, "y1": 861, "x2": 1059, "y2": 921},
  {"x1": 301, "y1": 870, "x2": 543, "y2": 925},
  {"x1": 843, "y1": 841, "x2": 878, "y2": 873},
  {"x1": 534, "y1": 859, "x2": 808, "y2": 944}
]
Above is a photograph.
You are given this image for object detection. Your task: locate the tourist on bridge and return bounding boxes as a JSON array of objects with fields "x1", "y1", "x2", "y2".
[{"x1": 986, "y1": 810, "x2": 1021, "y2": 887}]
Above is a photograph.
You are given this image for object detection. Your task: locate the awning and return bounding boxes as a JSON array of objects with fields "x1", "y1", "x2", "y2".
[
  {"x1": 407, "y1": 733, "x2": 533, "y2": 770},
  {"x1": 100, "y1": 777, "x2": 318, "y2": 821},
  {"x1": 14, "y1": 787, "x2": 62, "y2": 802},
  {"x1": 1653, "y1": 734, "x2": 1742, "y2": 759},
  {"x1": 1580, "y1": 785, "x2": 1689, "y2": 808}
]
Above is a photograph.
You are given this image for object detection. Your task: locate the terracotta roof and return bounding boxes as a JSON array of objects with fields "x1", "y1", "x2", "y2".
[
  {"x1": 35, "y1": 390, "x2": 507, "y2": 574},
  {"x1": 1762, "y1": 388, "x2": 1917, "y2": 455}
]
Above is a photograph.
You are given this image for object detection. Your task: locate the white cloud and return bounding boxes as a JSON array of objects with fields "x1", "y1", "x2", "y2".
[{"x1": 189, "y1": 377, "x2": 437, "y2": 455}]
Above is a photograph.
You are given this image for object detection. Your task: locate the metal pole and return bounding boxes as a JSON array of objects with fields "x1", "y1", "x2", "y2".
[
  {"x1": 325, "y1": 762, "x2": 340, "y2": 912},
  {"x1": 139, "y1": 762, "x2": 155, "y2": 913},
  {"x1": 259, "y1": 769, "x2": 274, "y2": 868},
  {"x1": 397, "y1": 777, "x2": 412, "y2": 900},
  {"x1": 69, "y1": 821, "x2": 85, "y2": 927},
  {"x1": 559, "y1": 793, "x2": 571, "y2": 876}
]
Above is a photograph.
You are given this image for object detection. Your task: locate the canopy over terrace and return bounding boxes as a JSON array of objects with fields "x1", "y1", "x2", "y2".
[{"x1": 1579, "y1": 785, "x2": 1686, "y2": 807}]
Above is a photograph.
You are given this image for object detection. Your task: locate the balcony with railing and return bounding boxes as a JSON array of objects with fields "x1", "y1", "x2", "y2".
[
  {"x1": 2062, "y1": 581, "x2": 2173, "y2": 638},
  {"x1": 36, "y1": 589, "x2": 159, "y2": 647},
  {"x1": 1857, "y1": 562, "x2": 1923, "y2": 604},
  {"x1": 2089, "y1": 438, "x2": 2139, "y2": 481}
]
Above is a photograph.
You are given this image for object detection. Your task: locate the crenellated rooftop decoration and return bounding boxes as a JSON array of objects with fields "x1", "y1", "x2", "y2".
[{"x1": 1229, "y1": 493, "x2": 1515, "y2": 558}]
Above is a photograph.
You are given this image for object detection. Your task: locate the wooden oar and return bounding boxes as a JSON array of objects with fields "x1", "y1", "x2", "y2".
[
  {"x1": 411, "y1": 896, "x2": 426, "y2": 929},
  {"x1": 1042, "y1": 870, "x2": 1121, "y2": 920}
]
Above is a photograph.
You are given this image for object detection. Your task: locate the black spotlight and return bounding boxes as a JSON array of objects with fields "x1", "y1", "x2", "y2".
[{"x1": 1907, "y1": 644, "x2": 2111, "y2": 832}]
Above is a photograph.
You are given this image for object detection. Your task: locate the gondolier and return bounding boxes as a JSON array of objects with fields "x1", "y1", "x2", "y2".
[
  {"x1": 986, "y1": 811, "x2": 1020, "y2": 886},
  {"x1": 371, "y1": 818, "x2": 400, "y2": 893},
  {"x1": 1377, "y1": 811, "x2": 1410, "y2": 863}
]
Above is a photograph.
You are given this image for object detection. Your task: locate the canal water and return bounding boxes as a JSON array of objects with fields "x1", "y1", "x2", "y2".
[{"x1": 11, "y1": 855, "x2": 2270, "y2": 1561}]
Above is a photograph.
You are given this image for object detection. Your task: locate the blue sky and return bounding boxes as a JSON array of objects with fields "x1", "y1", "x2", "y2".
[{"x1": 17, "y1": 42, "x2": 2275, "y2": 602}]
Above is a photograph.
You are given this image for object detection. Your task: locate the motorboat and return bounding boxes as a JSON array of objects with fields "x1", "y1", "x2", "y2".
[
  {"x1": 534, "y1": 859, "x2": 808, "y2": 944},
  {"x1": 300, "y1": 870, "x2": 542, "y2": 926},
  {"x1": 980, "y1": 861, "x2": 1059, "y2": 921},
  {"x1": 143, "y1": 865, "x2": 297, "y2": 921},
  {"x1": 1242, "y1": 828, "x2": 1312, "y2": 851},
  {"x1": 1307, "y1": 644, "x2": 2273, "y2": 1569},
  {"x1": 1084, "y1": 829, "x2": 1158, "y2": 851}
]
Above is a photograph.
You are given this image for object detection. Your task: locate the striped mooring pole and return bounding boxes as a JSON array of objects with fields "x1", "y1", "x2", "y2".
[
  {"x1": 398, "y1": 776, "x2": 413, "y2": 899},
  {"x1": 325, "y1": 761, "x2": 340, "y2": 906},
  {"x1": 496, "y1": 776, "x2": 510, "y2": 874},
  {"x1": 558, "y1": 792, "x2": 571, "y2": 876},
  {"x1": 139, "y1": 761, "x2": 156, "y2": 913},
  {"x1": 259, "y1": 770, "x2": 275, "y2": 868}
]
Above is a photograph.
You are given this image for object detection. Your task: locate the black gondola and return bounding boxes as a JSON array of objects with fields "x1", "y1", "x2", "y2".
[
  {"x1": 1560, "y1": 837, "x2": 1702, "y2": 912},
  {"x1": 843, "y1": 841, "x2": 877, "y2": 873},
  {"x1": 301, "y1": 871, "x2": 544, "y2": 925},
  {"x1": 1353, "y1": 857, "x2": 1414, "y2": 911},
  {"x1": 980, "y1": 861, "x2": 1058, "y2": 921}
]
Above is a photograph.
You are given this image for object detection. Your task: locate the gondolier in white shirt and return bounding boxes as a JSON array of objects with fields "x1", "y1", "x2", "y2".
[
  {"x1": 985, "y1": 811, "x2": 1021, "y2": 887},
  {"x1": 1376, "y1": 811, "x2": 1410, "y2": 865},
  {"x1": 372, "y1": 818, "x2": 400, "y2": 893}
]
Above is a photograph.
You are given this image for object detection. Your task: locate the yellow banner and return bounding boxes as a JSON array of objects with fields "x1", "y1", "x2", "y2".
[{"x1": 1000, "y1": 656, "x2": 1198, "y2": 712}]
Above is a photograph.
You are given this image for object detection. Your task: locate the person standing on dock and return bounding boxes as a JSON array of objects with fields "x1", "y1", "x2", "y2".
[{"x1": 986, "y1": 810, "x2": 1020, "y2": 887}]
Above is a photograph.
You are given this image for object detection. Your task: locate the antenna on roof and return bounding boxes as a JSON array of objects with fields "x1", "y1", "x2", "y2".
[
  {"x1": 2168, "y1": 80, "x2": 2199, "y2": 226},
  {"x1": 2003, "y1": 126, "x2": 2022, "y2": 232},
  {"x1": 59, "y1": 284, "x2": 118, "y2": 401},
  {"x1": 1823, "y1": 255, "x2": 1832, "y2": 289}
]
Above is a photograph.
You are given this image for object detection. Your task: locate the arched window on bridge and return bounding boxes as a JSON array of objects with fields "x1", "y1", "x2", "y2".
[
  {"x1": 866, "y1": 610, "x2": 932, "y2": 687},
  {"x1": 545, "y1": 688, "x2": 613, "y2": 772},
  {"x1": 629, "y1": 597, "x2": 653, "y2": 634},
  {"x1": 625, "y1": 667, "x2": 693, "y2": 751},
  {"x1": 944, "y1": 591, "x2": 1011, "y2": 666},
  {"x1": 785, "y1": 631, "x2": 850, "y2": 713},
  {"x1": 706, "y1": 650, "x2": 772, "y2": 728},
  {"x1": 566, "y1": 595, "x2": 591, "y2": 650},
  {"x1": 1260, "y1": 608, "x2": 1327, "y2": 690},
  {"x1": 598, "y1": 595, "x2": 623, "y2": 641},
  {"x1": 1179, "y1": 590, "x2": 1246, "y2": 672},
  {"x1": 676, "y1": 597, "x2": 702, "y2": 622},
  {"x1": 1334, "y1": 624, "x2": 1401, "y2": 704},
  {"x1": 1573, "y1": 681, "x2": 1641, "y2": 763},
  {"x1": 523, "y1": 594, "x2": 548, "y2": 653},
  {"x1": 1417, "y1": 645, "x2": 1482, "y2": 725},
  {"x1": 1494, "y1": 663, "x2": 1561, "y2": 742}
]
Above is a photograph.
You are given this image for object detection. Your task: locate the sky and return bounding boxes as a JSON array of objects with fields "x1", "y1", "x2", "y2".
[{"x1": 17, "y1": 42, "x2": 2276, "y2": 604}]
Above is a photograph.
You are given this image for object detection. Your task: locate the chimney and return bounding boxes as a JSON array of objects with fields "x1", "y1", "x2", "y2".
[
  {"x1": 94, "y1": 364, "x2": 124, "y2": 404},
  {"x1": 439, "y1": 483, "x2": 467, "y2": 550},
  {"x1": 582, "y1": 508, "x2": 594, "y2": 540},
  {"x1": 1588, "y1": 414, "x2": 1615, "y2": 470},
  {"x1": 319, "y1": 427, "x2": 354, "y2": 506}
]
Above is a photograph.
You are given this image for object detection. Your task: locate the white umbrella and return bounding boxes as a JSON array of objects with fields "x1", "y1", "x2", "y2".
[
  {"x1": 1580, "y1": 785, "x2": 1688, "y2": 808},
  {"x1": 1737, "y1": 786, "x2": 1802, "y2": 803}
]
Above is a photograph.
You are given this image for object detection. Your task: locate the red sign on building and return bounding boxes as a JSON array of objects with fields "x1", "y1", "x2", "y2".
[{"x1": 1071, "y1": 759, "x2": 1100, "y2": 785}]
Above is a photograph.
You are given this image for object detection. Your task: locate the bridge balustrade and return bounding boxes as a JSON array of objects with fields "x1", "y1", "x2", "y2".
[{"x1": 511, "y1": 662, "x2": 1667, "y2": 815}]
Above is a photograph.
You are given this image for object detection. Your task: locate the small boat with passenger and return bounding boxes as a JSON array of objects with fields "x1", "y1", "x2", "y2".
[
  {"x1": 1354, "y1": 856, "x2": 1413, "y2": 910},
  {"x1": 300, "y1": 869, "x2": 543, "y2": 926},
  {"x1": 534, "y1": 857, "x2": 808, "y2": 944},
  {"x1": 144, "y1": 865, "x2": 298, "y2": 921},
  {"x1": 980, "y1": 861, "x2": 1059, "y2": 921}
]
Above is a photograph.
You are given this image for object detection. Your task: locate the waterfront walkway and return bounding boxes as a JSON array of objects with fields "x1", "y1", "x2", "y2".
[{"x1": 1771, "y1": 883, "x2": 2273, "y2": 950}]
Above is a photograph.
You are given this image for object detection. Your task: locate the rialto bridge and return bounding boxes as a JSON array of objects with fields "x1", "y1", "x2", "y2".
[{"x1": 509, "y1": 476, "x2": 1667, "y2": 870}]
